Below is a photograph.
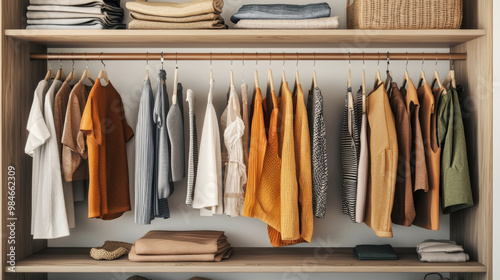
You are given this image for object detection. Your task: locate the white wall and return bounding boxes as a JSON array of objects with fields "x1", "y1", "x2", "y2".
[{"x1": 47, "y1": 1, "x2": 454, "y2": 279}]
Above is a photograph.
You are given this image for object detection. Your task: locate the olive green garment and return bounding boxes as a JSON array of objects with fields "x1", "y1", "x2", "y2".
[{"x1": 437, "y1": 86, "x2": 473, "y2": 214}]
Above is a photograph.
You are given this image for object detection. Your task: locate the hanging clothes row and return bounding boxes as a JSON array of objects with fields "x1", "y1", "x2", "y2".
[{"x1": 341, "y1": 57, "x2": 474, "y2": 238}]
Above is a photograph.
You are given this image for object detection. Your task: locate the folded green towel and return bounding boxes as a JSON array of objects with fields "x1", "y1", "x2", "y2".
[{"x1": 353, "y1": 244, "x2": 398, "y2": 260}]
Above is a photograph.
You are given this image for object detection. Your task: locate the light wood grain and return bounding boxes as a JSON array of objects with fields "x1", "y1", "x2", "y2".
[
  {"x1": 1, "y1": 1, "x2": 47, "y2": 280},
  {"x1": 4, "y1": 29, "x2": 486, "y2": 48},
  {"x1": 6, "y1": 247, "x2": 487, "y2": 274},
  {"x1": 450, "y1": 1, "x2": 493, "y2": 280}
]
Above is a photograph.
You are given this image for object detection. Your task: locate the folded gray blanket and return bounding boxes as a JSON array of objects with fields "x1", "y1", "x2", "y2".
[
  {"x1": 26, "y1": 23, "x2": 125, "y2": 29},
  {"x1": 230, "y1": 2, "x2": 331, "y2": 23},
  {"x1": 419, "y1": 252, "x2": 470, "y2": 262}
]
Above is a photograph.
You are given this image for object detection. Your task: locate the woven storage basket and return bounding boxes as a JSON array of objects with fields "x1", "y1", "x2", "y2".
[
  {"x1": 90, "y1": 241, "x2": 133, "y2": 260},
  {"x1": 346, "y1": 0, "x2": 463, "y2": 29}
]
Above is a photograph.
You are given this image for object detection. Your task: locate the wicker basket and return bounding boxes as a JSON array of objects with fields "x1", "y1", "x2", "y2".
[{"x1": 346, "y1": 0, "x2": 463, "y2": 29}]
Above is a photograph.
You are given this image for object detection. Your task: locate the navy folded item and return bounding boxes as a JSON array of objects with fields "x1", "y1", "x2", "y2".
[
  {"x1": 353, "y1": 244, "x2": 398, "y2": 260},
  {"x1": 230, "y1": 2, "x2": 331, "y2": 23}
]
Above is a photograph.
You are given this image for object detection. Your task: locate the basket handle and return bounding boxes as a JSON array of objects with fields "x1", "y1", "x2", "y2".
[{"x1": 423, "y1": 273, "x2": 449, "y2": 280}]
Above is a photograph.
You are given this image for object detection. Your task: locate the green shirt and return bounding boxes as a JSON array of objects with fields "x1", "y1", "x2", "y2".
[{"x1": 437, "y1": 86, "x2": 473, "y2": 214}]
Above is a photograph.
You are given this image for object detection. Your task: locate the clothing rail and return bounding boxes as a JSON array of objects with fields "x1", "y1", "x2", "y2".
[{"x1": 30, "y1": 52, "x2": 467, "y2": 61}]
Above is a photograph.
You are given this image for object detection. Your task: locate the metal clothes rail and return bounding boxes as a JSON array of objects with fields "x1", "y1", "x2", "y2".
[{"x1": 30, "y1": 52, "x2": 467, "y2": 61}]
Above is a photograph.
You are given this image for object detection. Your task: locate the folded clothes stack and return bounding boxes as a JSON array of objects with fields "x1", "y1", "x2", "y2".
[
  {"x1": 129, "y1": 231, "x2": 232, "y2": 262},
  {"x1": 417, "y1": 240, "x2": 470, "y2": 262},
  {"x1": 126, "y1": 0, "x2": 226, "y2": 30},
  {"x1": 231, "y1": 2, "x2": 338, "y2": 29},
  {"x1": 26, "y1": 0, "x2": 125, "y2": 29}
]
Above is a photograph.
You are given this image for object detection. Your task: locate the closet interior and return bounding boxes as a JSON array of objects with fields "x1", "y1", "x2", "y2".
[{"x1": 0, "y1": 1, "x2": 492, "y2": 280}]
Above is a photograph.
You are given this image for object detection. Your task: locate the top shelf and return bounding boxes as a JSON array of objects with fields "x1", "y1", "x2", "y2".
[{"x1": 5, "y1": 29, "x2": 486, "y2": 48}]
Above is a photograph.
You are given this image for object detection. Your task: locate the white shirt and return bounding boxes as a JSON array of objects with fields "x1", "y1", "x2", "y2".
[
  {"x1": 223, "y1": 85, "x2": 247, "y2": 217},
  {"x1": 33, "y1": 79, "x2": 70, "y2": 239},
  {"x1": 193, "y1": 79, "x2": 223, "y2": 216},
  {"x1": 26, "y1": 80, "x2": 50, "y2": 235}
]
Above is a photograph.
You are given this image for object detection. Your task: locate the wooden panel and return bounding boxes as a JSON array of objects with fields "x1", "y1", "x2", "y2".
[
  {"x1": 450, "y1": 0, "x2": 493, "y2": 280},
  {"x1": 1, "y1": 0, "x2": 47, "y2": 280},
  {"x1": 4, "y1": 29, "x2": 486, "y2": 48},
  {"x1": 7, "y1": 247, "x2": 487, "y2": 274}
]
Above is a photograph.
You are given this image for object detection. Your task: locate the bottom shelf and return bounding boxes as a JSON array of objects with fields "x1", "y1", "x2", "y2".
[{"x1": 9, "y1": 247, "x2": 486, "y2": 273}]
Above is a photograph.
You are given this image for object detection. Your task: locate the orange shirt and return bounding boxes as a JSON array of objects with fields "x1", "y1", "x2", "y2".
[
  {"x1": 243, "y1": 87, "x2": 267, "y2": 217},
  {"x1": 268, "y1": 81, "x2": 314, "y2": 246},
  {"x1": 80, "y1": 80, "x2": 134, "y2": 220}
]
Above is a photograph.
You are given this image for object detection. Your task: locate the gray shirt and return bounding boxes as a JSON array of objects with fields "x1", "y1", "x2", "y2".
[{"x1": 135, "y1": 78, "x2": 155, "y2": 224}]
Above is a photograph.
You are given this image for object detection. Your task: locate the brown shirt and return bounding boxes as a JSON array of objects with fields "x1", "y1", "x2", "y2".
[
  {"x1": 413, "y1": 81, "x2": 442, "y2": 230},
  {"x1": 62, "y1": 81, "x2": 92, "y2": 182},
  {"x1": 53, "y1": 81, "x2": 73, "y2": 170},
  {"x1": 390, "y1": 83, "x2": 415, "y2": 226},
  {"x1": 403, "y1": 78, "x2": 429, "y2": 192},
  {"x1": 80, "y1": 80, "x2": 134, "y2": 220}
]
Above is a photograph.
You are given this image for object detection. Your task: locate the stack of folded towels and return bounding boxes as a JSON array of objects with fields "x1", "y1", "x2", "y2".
[
  {"x1": 26, "y1": 0, "x2": 125, "y2": 29},
  {"x1": 126, "y1": 0, "x2": 226, "y2": 30},
  {"x1": 129, "y1": 231, "x2": 232, "y2": 262},
  {"x1": 417, "y1": 240, "x2": 470, "y2": 262},
  {"x1": 230, "y1": 2, "x2": 338, "y2": 29}
]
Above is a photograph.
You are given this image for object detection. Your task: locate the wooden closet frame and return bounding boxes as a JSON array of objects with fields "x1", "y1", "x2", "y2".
[{"x1": 0, "y1": 0, "x2": 492, "y2": 279}]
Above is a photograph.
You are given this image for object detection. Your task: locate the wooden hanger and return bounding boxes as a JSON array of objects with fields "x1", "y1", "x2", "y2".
[
  {"x1": 172, "y1": 67, "x2": 179, "y2": 105},
  {"x1": 431, "y1": 70, "x2": 444, "y2": 90},
  {"x1": 295, "y1": 70, "x2": 300, "y2": 87},
  {"x1": 54, "y1": 56, "x2": 66, "y2": 81},
  {"x1": 281, "y1": 69, "x2": 286, "y2": 84},
  {"x1": 362, "y1": 65, "x2": 366, "y2": 113},
  {"x1": 312, "y1": 53, "x2": 318, "y2": 88},
  {"x1": 254, "y1": 70, "x2": 260, "y2": 89},
  {"x1": 230, "y1": 70, "x2": 234, "y2": 87},
  {"x1": 267, "y1": 68, "x2": 275, "y2": 93},
  {"x1": 312, "y1": 70, "x2": 318, "y2": 88},
  {"x1": 374, "y1": 53, "x2": 382, "y2": 86},
  {"x1": 44, "y1": 69, "x2": 54, "y2": 81},
  {"x1": 64, "y1": 58, "x2": 76, "y2": 84},
  {"x1": 97, "y1": 53, "x2": 109, "y2": 84},
  {"x1": 418, "y1": 56, "x2": 428, "y2": 87},
  {"x1": 144, "y1": 52, "x2": 149, "y2": 81},
  {"x1": 443, "y1": 69, "x2": 456, "y2": 89}
]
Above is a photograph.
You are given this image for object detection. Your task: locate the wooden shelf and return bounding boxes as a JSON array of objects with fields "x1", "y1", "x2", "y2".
[
  {"x1": 5, "y1": 29, "x2": 486, "y2": 48},
  {"x1": 8, "y1": 247, "x2": 486, "y2": 273}
]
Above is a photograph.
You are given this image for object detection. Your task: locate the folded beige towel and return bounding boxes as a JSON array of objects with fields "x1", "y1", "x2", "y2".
[
  {"x1": 233, "y1": 16, "x2": 339, "y2": 29},
  {"x1": 128, "y1": 244, "x2": 232, "y2": 262},
  {"x1": 417, "y1": 240, "x2": 457, "y2": 252},
  {"x1": 126, "y1": 0, "x2": 223, "y2": 18},
  {"x1": 130, "y1": 12, "x2": 221, "y2": 23},
  {"x1": 134, "y1": 230, "x2": 228, "y2": 255},
  {"x1": 419, "y1": 252, "x2": 470, "y2": 262},
  {"x1": 418, "y1": 244, "x2": 464, "y2": 253},
  {"x1": 128, "y1": 19, "x2": 226, "y2": 29}
]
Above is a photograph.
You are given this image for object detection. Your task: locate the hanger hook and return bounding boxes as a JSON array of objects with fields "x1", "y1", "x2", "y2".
[
  {"x1": 421, "y1": 52, "x2": 425, "y2": 71},
  {"x1": 377, "y1": 52, "x2": 380, "y2": 68},
  {"x1": 161, "y1": 52, "x2": 164, "y2": 70},
  {"x1": 242, "y1": 52, "x2": 245, "y2": 83},
  {"x1": 146, "y1": 52, "x2": 149, "y2": 70},
  {"x1": 59, "y1": 53, "x2": 62, "y2": 69},
  {"x1": 348, "y1": 52, "x2": 351, "y2": 70},
  {"x1": 386, "y1": 52, "x2": 390, "y2": 72},
  {"x1": 84, "y1": 52, "x2": 88, "y2": 70},
  {"x1": 100, "y1": 52, "x2": 106, "y2": 69},
  {"x1": 283, "y1": 52, "x2": 285, "y2": 70},
  {"x1": 435, "y1": 52, "x2": 438, "y2": 67},
  {"x1": 176, "y1": 52, "x2": 178, "y2": 69},
  {"x1": 296, "y1": 52, "x2": 299, "y2": 70},
  {"x1": 269, "y1": 52, "x2": 272, "y2": 69},
  {"x1": 313, "y1": 52, "x2": 316, "y2": 70},
  {"x1": 406, "y1": 52, "x2": 409, "y2": 71},
  {"x1": 450, "y1": 53, "x2": 455, "y2": 70},
  {"x1": 230, "y1": 52, "x2": 233, "y2": 70},
  {"x1": 362, "y1": 52, "x2": 365, "y2": 69},
  {"x1": 210, "y1": 52, "x2": 213, "y2": 71},
  {"x1": 255, "y1": 52, "x2": 258, "y2": 68},
  {"x1": 71, "y1": 52, "x2": 75, "y2": 71}
]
